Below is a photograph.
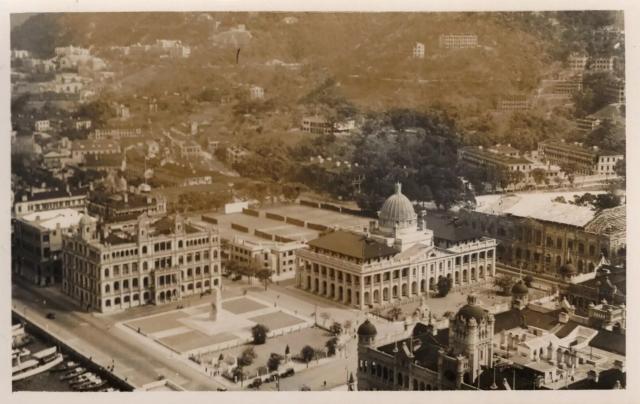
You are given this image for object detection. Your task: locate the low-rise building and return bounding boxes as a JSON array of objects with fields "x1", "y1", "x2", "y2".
[
  {"x1": 88, "y1": 191, "x2": 167, "y2": 222},
  {"x1": 89, "y1": 127, "x2": 142, "y2": 140},
  {"x1": 497, "y1": 95, "x2": 531, "y2": 111},
  {"x1": 538, "y1": 140, "x2": 623, "y2": 175},
  {"x1": 14, "y1": 188, "x2": 87, "y2": 218},
  {"x1": 458, "y1": 146, "x2": 533, "y2": 177},
  {"x1": 226, "y1": 145, "x2": 250, "y2": 165},
  {"x1": 13, "y1": 208, "x2": 86, "y2": 286},
  {"x1": 34, "y1": 120, "x2": 51, "y2": 132},
  {"x1": 568, "y1": 53, "x2": 589, "y2": 71},
  {"x1": 590, "y1": 57, "x2": 615, "y2": 72},
  {"x1": 62, "y1": 213, "x2": 222, "y2": 312},
  {"x1": 438, "y1": 34, "x2": 478, "y2": 49},
  {"x1": 413, "y1": 42, "x2": 425, "y2": 59},
  {"x1": 249, "y1": 85, "x2": 264, "y2": 100},
  {"x1": 70, "y1": 139, "x2": 121, "y2": 163},
  {"x1": 301, "y1": 115, "x2": 333, "y2": 135}
]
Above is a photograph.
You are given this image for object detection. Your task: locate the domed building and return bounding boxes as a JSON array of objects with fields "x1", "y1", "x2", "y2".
[
  {"x1": 296, "y1": 182, "x2": 497, "y2": 309},
  {"x1": 378, "y1": 183, "x2": 418, "y2": 232},
  {"x1": 511, "y1": 280, "x2": 529, "y2": 309}
]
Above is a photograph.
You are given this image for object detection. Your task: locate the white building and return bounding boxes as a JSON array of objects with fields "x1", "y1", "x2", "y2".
[
  {"x1": 250, "y1": 85, "x2": 264, "y2": 100},
  {"x1": 413, "y1": 42, "x2": 425, "y2": 59},
  {"x1": 34, "y1": 120, "x2": 51, "y2": 132},
  {"x1": 296, "y1": 183, "x2": 497, "y2": 308}
]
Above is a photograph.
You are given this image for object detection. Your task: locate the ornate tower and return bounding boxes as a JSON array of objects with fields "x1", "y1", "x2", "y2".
[{"x1": 448, "y1": 294, "x2": 494, "y2": 384}]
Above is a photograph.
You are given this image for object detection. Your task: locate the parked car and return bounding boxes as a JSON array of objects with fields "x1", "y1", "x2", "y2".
[
  {"x1": 281, "y1": 368, "x2": 295, "y2": 378},
  {"x1": 46, "y1": 312, "x2": 56, "y2": 320}
]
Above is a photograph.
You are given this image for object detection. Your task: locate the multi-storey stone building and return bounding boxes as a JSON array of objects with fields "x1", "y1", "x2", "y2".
[
  {"x1": 459, "y1": 196, "x2": 626, "y2": 279},
  {"x1": 357, "y1": 293, "x2": 495, "y2": 391},
  {"x1": 62, "y1": 213, "x2": 221, "y2": 312},
  {"x1": 538, "y1": 140, "x2": 624, "y2": 175},
  {"x1": 13, "y1": 188, "x2": 88, "y2": 218},
  {"x1": 296, "y1": 184, "x2": 496, "y2": 309},
  {"x1": 13, "y1": 208, "x2": 86, "y2": 286}
]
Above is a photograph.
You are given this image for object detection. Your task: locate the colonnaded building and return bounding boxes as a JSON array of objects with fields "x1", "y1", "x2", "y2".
[
  {"x1": 295, "y1": 183, "x2": 497, "y2": 309},
  {"x1": 62, "y1": 212, "x2": 221, "y2": 312}
]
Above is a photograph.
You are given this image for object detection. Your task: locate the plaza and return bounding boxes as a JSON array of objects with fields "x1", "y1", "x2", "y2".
[{"x1": 123, "y1": 295, "x2": 312, "y2": 355}]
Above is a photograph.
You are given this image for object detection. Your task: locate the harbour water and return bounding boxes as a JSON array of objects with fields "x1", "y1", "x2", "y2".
[{"x1": 12, "y1": 320, "x2": 122, "y2": 392}]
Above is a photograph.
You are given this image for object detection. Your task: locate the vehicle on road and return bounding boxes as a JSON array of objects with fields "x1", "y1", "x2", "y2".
[{"x1": 46, "y1": 312, "x2": 56, "y2": 320}]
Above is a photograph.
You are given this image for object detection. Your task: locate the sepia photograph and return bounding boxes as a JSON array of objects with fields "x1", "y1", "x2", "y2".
[{"x1": 5, "y1": 1, "x2": 632, "y2": 398}]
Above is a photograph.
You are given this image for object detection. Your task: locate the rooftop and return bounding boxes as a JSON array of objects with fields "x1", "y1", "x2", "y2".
[
  {"x1": 308, "y1": 230, "x2": 399, "y2": 260},
  {"x1": 473, "y1": 191, "x2": 607, "y2": 227},
  {"x1": 460, "y1": 146, "x2": 532, "y2": 165},
  {"x1": 20, "y1": 208, "x2": 85, "y2": 230},
  {"x1": 262, "y1": 204, "x2": 371, "y2": 232},
  {"x1": 426, "y1": 214, "x2": 483, "y2": 242},
  {"x1": 15, "y1": 188, "x2": 87, "y2": 203}
]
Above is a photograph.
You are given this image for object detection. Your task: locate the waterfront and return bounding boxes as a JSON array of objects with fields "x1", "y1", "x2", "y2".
[{"x1": 12, "y1": 319, "x2": 122, "y2": 392}]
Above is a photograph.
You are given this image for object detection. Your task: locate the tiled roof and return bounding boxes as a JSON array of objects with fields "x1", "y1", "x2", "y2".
[
  {"x1": 308, "y1": 230, "x2": 399, "y2": 260},
  {"x1": 589, "y1": 329, "x2": 625, "y2": 355},
  {"x1": 426, "y1": 214, "x2": 483, "y2": 242}
]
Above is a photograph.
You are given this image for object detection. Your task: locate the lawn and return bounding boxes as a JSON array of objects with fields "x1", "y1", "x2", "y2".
[
  {"x1": 223, "y1": 297, "x2": 269, "y2": 315},
  {"x1": 249, "y1": 311, "x2": 306, "y2": 329}
]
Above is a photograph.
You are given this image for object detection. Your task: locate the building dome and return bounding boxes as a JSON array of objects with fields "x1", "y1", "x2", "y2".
[
  {"x1": 357, "y1": 319, "x2": 378, "y2": 337},
  {"x1": 456, "y1": 294, "x2": 488, "y2": 323},
  {"x1": 512, "y1": 280, "x2": 529, "y2": 295},
  {"x1": 378, "y1": 183, "x2": 417, "y2": 230}
]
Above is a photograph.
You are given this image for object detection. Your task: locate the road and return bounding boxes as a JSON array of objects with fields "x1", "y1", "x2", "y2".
[{"x1": 12, "y1": 279, "x2": 227, "y2": 391}]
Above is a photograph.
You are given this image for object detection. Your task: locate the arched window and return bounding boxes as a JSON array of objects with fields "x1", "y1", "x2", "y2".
[
  {"x1": 104, "y1": 268, "x2": 110, "y2": 277},
  {"x1": 105, "y1": 284, "x2": 110, "y2": 293}
]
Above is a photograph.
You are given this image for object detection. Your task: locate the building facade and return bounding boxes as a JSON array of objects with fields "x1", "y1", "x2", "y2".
[
  {"x1": 14, "y1": 189, "x2": 87, "y2": 218},
  {"x1": 296, "y1": 184, "x2": 496, "y2": 309},
  {"x1": 413, "y1": 42, "x2": 425, "y2": 59},
  {"x1": 538, "y1": 140, "x2": 623, "y2": 175},
  {"x1": 357, "y1": 294, "x2": 495, "y2": 391},
  {"x1": 62, "y1": 213, "x2": 221, "y2": 312},
  {"x1": 13, "y1": 209, "x2": 85, "y2": 286},
  {"x1": 457, "y1": 204, "x2": 626, "y2": 279},
  {"x1": 438, "y1": 34, "x2": 478, "y2": 49}
]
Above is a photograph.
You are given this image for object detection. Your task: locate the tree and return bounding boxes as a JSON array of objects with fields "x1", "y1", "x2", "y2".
[
  {"x1": 239, "y1": 347, "x2": 257, "y2": 366},
  {"x1": 326, "y1": 337, "x2": 339, "y2": 356},
  {"x1": 267, "y1": 353, "x2": 283, "y2": 372},
  {"x1": 251, "y1": 324, "x2": 270, "y2": 345},
  {"x1": 256, "y1": 269, "x2": 272, "y2": 291},
  {"x1": 301, "y1": 345, "x2": 315, "y2": 367},
  {"x1": 494, "y1": 275, "x2": 516, "y2": 296},
  {"x1": 531, "y1": 168, "x2": 547, "y2": 188},
  {"x1": 437, "y1": 276, "x2": 452, "y2": 297},
  {"x1": 285, "y1": 345, "x2": 290, "y2": 356},
  {"x1": 523, "y1": 275, "x2": 534, "y2": 288},
  {"x1": 593, "y1": 192, "x2": 621, "y2": 211},
  {"x1": 329, "y1": 322, "x2": 343, "y2": 336},
  {"x1": 387, "y1": 306, "x2": 403, "y2": 321}
]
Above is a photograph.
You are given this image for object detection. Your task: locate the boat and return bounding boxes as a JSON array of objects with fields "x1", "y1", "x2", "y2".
[
  {"x1": 12, "y1": 346, "x2": 64, "y2": 381},
  {"x1": 61, "y1": 367, "x2": 87, "y2": 381},
  {"x1": 78, "y1": 379, "x2": 108, "y2": 391},
  {"x1": 12, "y1": 325, "x2": 33, "y2": 349},
  {"x1": 52, "y1": 361, "x2": 79, "y2": 372},
  {"x1": 69, "y1": 372, "x2": 95, "y2": 386}
]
